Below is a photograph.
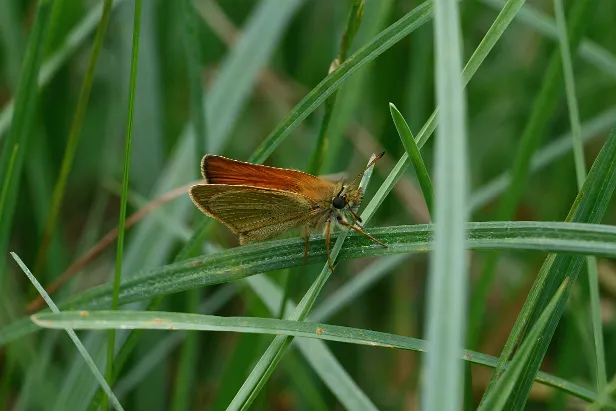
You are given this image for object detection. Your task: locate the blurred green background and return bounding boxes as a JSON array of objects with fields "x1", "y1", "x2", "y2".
[{"x1": 1, "y1": 0, "x2": 616, "y2": 410}]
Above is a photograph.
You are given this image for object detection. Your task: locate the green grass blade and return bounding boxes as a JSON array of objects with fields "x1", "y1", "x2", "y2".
[
  {"x1": 0, "y1": 0, "x2": 130, "y2": 140},
  {"x1": 170, "y1": 2, "x2": 207, "y2": 410},
  {"x1": 553, "y1": 0, "x2": 606, "y2": 391},
  {"x1": 310, "y1": 254, "x2": 409, "y2": 321},
  {"x1": 469, "y1": 0, "x2": 596, "y2": 350},
  {"x1": 389, "y1": 103, "x2": 434, "y2": 219},
  {"x1": 307, "y1": 0, "x2": 364, "y2": 175},
  {"x1": 479, "y1": 279, "x2": 568, "y2": 411},
  {"x1": 482, "y1": 0, "x2": 616, "y2": 80},
  {"x1": 103, "y1": 1, "x2": 142, "y2": 408},
  {"x1": 423, "y1": 0, "x2": 468, "y2": 409},
  {"x1": 33, "y1": 0, "x2": 113, "y2": 281},
  {"x1": 30, "y1": 286, "x2": 608, "y2": 408},
  {"x1": 11, "y1": 253, "x2": 125, "y2": 411},
  {"x1": 248, "y1": 0, "x2": 436, "y2": 164},
  {"x1": 470, "y1": 107, "x2": 616, "y2": 211},
  {"x1": 207, "y1": 0, "x2": 304, "y2": 153},
  {"x1": 0, "y1": 0, "x2": 54, "y2": 289},
  {"x1": 481, "y1": 120, "x2": 616, "y2": 409},
  {"x1": 4, "y1": 220, "x2": 616, "y2": 346}
]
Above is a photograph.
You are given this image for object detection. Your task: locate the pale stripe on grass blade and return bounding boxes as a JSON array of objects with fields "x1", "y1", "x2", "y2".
[
  {"x1": 389, "y1": 103, "x2": 434, "y2": 219},
  {"x1": 423, "y1": 0, "x2": 468, "y2": 409},
  {"x1": 481, "y1": 120, "x2": 616, "y2": 408},
  {"x1": 478, "y1": 279, "x2": 568, "y2": 411},
  {"x1": 554, "y1": 0, "x2": 606, "y2": 391},
  {"x1": 11, "y1": 253, "x2": 125, "y2": 411}
]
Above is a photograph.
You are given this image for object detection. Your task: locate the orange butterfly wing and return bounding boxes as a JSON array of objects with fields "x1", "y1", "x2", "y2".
[
  {"x1": 201, "y1": 155, "x2": 336, "y2": 199},
  {"x1": 189, "y1": 184, "x2": 319, "y2": 244}
]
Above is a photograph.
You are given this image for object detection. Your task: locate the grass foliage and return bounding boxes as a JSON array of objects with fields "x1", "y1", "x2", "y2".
[{"x1": 1, "y1": 0, "x2": 616, "y2": 410}]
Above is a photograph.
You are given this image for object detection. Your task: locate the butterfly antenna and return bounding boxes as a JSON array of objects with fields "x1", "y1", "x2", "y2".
[{"x1": 345, "y1": 151, "x2": 385, "y2": 188}]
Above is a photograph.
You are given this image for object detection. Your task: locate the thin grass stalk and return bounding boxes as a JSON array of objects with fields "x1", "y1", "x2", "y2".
[
  {"x1": 33, "y1": 0, "x2": 113, "y2": 281},
  {"x1": 171, "y1": 0, "x2": 208, "y2": 408},
  {"x1": 103, "y1": 0, "x2": 143, "y2": 409},
  {"x1": 11, "y1": 253, "x2": 125, "y2": 411},
  {"x1": 553, "y1": 0, "x2": 606, "y2": 391},
  {"x1": 307, "y1": 0, "x2": 364, "y2": 175},
  {"x1": 468, "y1": 0, "x2": 596, "y2": 350}
]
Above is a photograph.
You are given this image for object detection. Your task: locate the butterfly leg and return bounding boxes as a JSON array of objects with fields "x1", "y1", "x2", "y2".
[
  {"x1": 346, "y1": 203, "x2": 363, "y2": 227},
  {"x1": 302, "y1": 227, "x2": 310, "y2": 265},
  {"x1": 337, "y1": 217, "x2": 387, "y2": 247},
  {"x1": 325, "y1": 219, "x2": 335, "y2": 272}
]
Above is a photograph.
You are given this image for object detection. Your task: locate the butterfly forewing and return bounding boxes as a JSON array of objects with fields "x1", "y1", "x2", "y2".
[
  {"x1": 201, "y1": 155, "x2": 336, "y2": 200},
  {"x1": 189, "y1": 184, "x2": 318, "y2": 244}
]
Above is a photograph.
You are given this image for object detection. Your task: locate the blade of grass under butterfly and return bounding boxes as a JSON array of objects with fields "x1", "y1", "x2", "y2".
[
  {"x1": 478, "y1": 279, "x2": 568, "y2": 411},
  {"x1": 4, "y1": 220, "x2": 616, "y2": 346},
  {"x1": 554, "y1": 0, "x2": 606, "y2": 391},
  {"x1": 11, "y1": 253, "x2": 125, "y2": 411},
  {"x1": 481, "y1": 121, "x2": 616, "y2": 409}
]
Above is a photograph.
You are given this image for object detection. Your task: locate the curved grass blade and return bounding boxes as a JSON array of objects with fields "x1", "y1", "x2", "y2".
[
  {"x1": 481, "y1": 0, "x2": 616, "y2": 80},
  {"x1": 33, "y1": 0, "x2": 114, "y2": 278},
  {"x1": 248, "y1": 0, "x2": 437, "y2": 164},
  {"x1": 3, "y1": 220, "x2": 616, "y2": 346},
  {"x1": 308, "y1": 0, "x2": 364, "y2": 175},
  {"x1": 389, "y1": 103, "x2": 434, "y2": 219},
  {"x1": 478, "y1": 279, "x2": 568, "y2": 411},
  {"x1": 30, "y1": 283, "x2": 609, "y2": 408},
  {"x1": 481, "y1": 120, "x2": 616, "y2": 409},
  {"x1": 554, "y1": 0, "x2": 606, "y2": 391},
  {"x1": 470, "y1": 0, "x2": 597, "y2": 351},
  {"x1": 11, "y1": 253, "x2": 125, "y2": 411}
]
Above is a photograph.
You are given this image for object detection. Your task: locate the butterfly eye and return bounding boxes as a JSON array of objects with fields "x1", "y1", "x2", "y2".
[{"x1": 332, "y1": 196, "x2": 346, "y2": 209}]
